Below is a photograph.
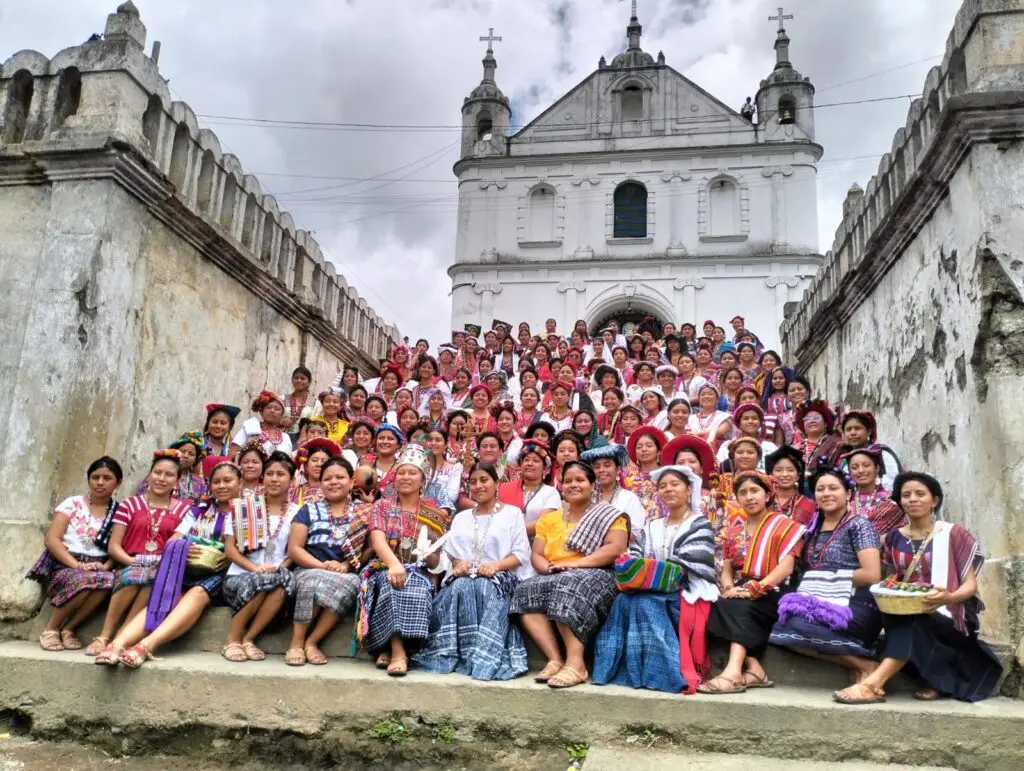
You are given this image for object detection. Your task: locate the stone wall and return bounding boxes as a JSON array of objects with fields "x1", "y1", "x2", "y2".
[
  {"x1": 780, "y1": 0, "x2": 1024, "y2": 655},
  {"x1": 0, "y1": 3, "x2": 401, "y2": 619}
]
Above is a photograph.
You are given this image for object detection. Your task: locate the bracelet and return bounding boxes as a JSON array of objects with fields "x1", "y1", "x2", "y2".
[{"x1": 744, "y1": 580, "x2": 767, "y2": 599}]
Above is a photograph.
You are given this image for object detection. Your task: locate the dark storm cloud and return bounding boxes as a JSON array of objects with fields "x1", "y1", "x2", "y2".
[{"x1": 0, "y1": 0, "x2": 963, "y2": 341}]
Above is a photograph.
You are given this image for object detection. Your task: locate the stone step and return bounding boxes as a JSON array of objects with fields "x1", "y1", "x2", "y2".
[
  {"x1": 584, "y1": 746, "x2": 957, "y2": 770},
  {"x1": 0, "y1": 642, "x2": 1021, "y2": 771},
  {"x1": 20, "y1": 605, "x2": 928, "y2": 692}
]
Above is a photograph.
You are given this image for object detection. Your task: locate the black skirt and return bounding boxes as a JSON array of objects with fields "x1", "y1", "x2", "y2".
[
  {"x1": 708, "y1": 592, "x2": 779, "y2": 654},
  {"x1": 880, "y1": 612, "x2": 1003, "y2": 702}
]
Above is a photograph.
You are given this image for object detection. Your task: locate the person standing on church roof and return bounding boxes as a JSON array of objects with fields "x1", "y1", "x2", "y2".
[{"x1": 231, "y1": 392, "x2": 293, "y2": 457}]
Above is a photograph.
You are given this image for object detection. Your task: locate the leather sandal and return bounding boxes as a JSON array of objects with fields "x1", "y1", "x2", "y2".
[
  {"x1": 94, "y1": 643, "x2": 123, "y2": 666},
  {"x1": 119, "y1": 642, "x2": 157, "y2": 669},
  {"x1": 375, "y1": 652, "x2": 391, "y2": 669},
  {"x1": 697, "y1": 675, "x2": 747, "y2": 695},
  {"x1": 742, "y1": 670, "x2": 774, "y2": 688},
  {"x1": 241, "y1": 641, "x2": 265, "y2": 661},
  {"x1": 387, "y1": 657, "x2": 409, "y2": 677},
  {"x1": 221, "y1": 642, "x2": 248, "y2": 663},
  {"x1": 60, "y1": 630, "x2": 83, "y2": 650},
  {"x1": 39, "y1": 631, "x2": 64, "y2": 652},
  {"x1": 284, "y1": 648, "x2": 307, "y2": 666},
  {"x1": 548, "y1": 665, "x2": 588, "y2": 689},
  {"x1": 304, "y1": 645, "x2": 328, "y2": 665},
  {"x1": 84, "y1": 636, "x2": 110, "y2": 657},
  {"x1": 833, "y1": 682, "x2": 886, "y2": 705},
  {"x1": 534, "y1": 660, "x2": 565, "y2": 683}
]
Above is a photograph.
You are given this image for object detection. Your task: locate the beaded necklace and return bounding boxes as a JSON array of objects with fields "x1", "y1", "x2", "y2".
[
  {"x1": 143, "y1": 494, "x2": 172, "y2": 553},
  {"x1": 807, "y1": 512, "x2": 853, "y2": 569},
  {"x1": 854, "y1": 487, "x2": 888, "y2": 518},
  {"x1": 659, "y1": 516, "x2": 688, "y2": 561},
  {"x1": 288, "y1": 393, "x2": 308, "y2": 420},
  {"x1": 469, "y1": 502, "x2": 499, "y2": 577}
]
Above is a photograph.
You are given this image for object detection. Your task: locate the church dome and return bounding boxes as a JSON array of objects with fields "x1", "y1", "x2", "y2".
[
  {"x1": 610, "y1": 48, "x2": 656, "y2": 69},
  {"x1": 469, "y1": 80, "x2": 510, "y2": 106}
]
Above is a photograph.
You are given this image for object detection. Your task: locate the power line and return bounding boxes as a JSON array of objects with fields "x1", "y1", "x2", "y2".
[
  {"x1": 816, "y1": 54, "x2": 943, "y2": 94},
  {"x1": 196, "y1": 93, "x2": 916, "y2": 134}
]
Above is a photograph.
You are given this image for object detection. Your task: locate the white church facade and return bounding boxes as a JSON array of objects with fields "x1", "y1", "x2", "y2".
[{"x1": 448, "y1": 9, "x2": 824, "y2": 348}]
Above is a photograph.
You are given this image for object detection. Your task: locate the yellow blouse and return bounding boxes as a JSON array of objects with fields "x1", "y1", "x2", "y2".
[
  {"x1": 535, "y1": 509, "x2": 628, "y2": 565},
  {"x1": 324, "y1": 419, "x2": 349, "y2": 446}
]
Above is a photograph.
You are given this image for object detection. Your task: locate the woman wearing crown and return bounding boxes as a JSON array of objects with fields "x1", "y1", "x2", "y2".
[{"x1": 357, "y1": 444, "x2": 451, "y2": 676}]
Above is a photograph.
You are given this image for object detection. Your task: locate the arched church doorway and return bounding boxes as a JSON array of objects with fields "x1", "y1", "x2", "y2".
[{"x1": 591, "y1": 310, "x2": 664, "y2": 341}]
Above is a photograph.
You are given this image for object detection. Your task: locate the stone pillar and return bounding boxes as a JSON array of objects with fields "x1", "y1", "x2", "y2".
[
  {"x1": 673, "y1": 277, "x2": 706, "y2": 324},
  {"x1": 766, "y1": 275, "x2": 800, "y2": 330},
  {"x1": 762, "y1": 166, "x2": 794, "y2": 247},
  {"x1": 479, "y1": 179, "x2": 507, "y2": 261},
  {"x1": 661, "y1": 171, "x2": 692, "y2": 257},
  {"x1": 473, "y1": 281, "x2": 502, "y2": 330},
  {"x1": 571, "y1": 176, "x2": 599, "y2": 259},
  {"x1": 557, "y1": 281, "x2": 586, "y2": 330}
]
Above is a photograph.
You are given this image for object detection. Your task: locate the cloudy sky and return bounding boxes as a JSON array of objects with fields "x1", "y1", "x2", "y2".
[{"x1": 1, "y1": 0, "x2": 961, "y2": 345}]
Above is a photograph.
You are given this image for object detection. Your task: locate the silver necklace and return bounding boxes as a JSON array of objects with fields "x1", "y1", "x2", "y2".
[
  {"x1": 469, "y1": 502, "x2": 499, "y2": 578},
  {"x1": 660, "y1": 516, "x2": 686, "y2": 560}
]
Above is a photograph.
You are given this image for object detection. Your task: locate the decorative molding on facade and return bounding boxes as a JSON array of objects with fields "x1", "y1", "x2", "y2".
[
  {"x1": 556, "y1": 281, "x2": 587, "y2": 293},
  {"x1": 516, "y1": 181, "x2": 566, "y2": 246},
  {"x1": 761, "y1": 165, "x2": 794, "y2": 178},
  {"x1": 673, "y1": 277, "x2": 706, "y2": 290},
  {"x1": 660, "y1": 170, "x2": 693, "y2": 183},
  {"x1": 571, "y1": 176, "x2": 601, "y2": 187},
  {"x1": 766, "y1": 275, "x2": 800, "y2": 288},
  {"x1": 478, "y1": 179, "x2": 508, "y2": 190},
  {"x1": 697, "y1": 174, "x2": 750, "y2": 238},
  {"x1": 473, "y1": 281, "x2": 503, "y2": 294}
]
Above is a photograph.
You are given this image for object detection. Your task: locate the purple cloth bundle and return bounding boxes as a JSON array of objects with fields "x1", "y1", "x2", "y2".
[
  {"x1": 777, "y1": 591, "x2": 853, "y2": 631},
  {"x1": 144, "y1": 539, "x2": 190, "y2": 632}
]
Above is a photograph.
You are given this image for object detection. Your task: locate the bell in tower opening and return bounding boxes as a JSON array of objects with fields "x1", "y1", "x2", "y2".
[{"x1": 778, "y1": 95, "x2": 796, "y2": 125}]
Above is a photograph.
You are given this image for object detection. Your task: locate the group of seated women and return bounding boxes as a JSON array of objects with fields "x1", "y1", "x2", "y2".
[{"x1": 24, "y1": 315, "x2": 1004, "y2": 702}]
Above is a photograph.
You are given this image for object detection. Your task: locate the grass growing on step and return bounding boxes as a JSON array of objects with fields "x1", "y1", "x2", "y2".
[
  {"x1": 564, "y1": 742, "x2": 588, "y2": 768},
  {"x1": 431, "y1": 719, "x2": 456, "y2": 744},
  {"x1": 369, "y1": 715, "x2": 407, "y2": 744}
]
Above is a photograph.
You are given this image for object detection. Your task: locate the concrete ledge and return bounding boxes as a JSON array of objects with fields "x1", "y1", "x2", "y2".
[
  {"x1": 18, "y1": 606, "x2": 929, "y2": 692},
  {"x1": 0, "y1": 642, "x2": 1022, "y2": 771}
]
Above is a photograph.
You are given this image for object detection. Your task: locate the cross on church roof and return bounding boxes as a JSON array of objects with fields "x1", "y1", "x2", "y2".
[
  {"x1": 769, "y1": 6, "x2": 793, "y2": 30},
  {"x1": 620, "y1": 0, "x2": 639, "y2": 20},
  {"x1": 479, "y1": 27, "x2": 502, "y2": 53}
]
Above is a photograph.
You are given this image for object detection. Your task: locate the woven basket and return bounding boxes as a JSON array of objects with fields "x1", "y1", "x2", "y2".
[
  {"x1": 186, "y1": 537, "x2": 224, "y2": 574},
  {"x1": 870, "y1": 584, "x2": 931, "y2": 615}
]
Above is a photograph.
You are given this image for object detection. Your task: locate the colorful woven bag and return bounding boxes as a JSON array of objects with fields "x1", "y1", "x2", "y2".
[{"x1": 614, "y1": 554, "x2": 684, "y2": 593}]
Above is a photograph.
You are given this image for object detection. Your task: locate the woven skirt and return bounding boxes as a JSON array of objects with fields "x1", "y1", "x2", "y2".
[
  {"x1": 707, "y1": 592, "x2": 779, "y2": 654},
  {"x1": 113, "y1": 555, "x2": 162, "y2": 591},
  {"x1": 360, "y1": 568, "x2": 435, "y2": 654},
  {"x1": 293, "y1": 568, "x2": 360, "y2": 624},
  {"x1": 769, "y1": 586, "x2": 881, "y2": 658},
  {"x1": 879, "y1": 611, "x2": 1003, "y2": 702},
  {"x1": 26, "y1": 551, "x2": 115, "y2": 607},
  {"x1": 222, "y1": 568, "x2": 296, "y2": 614},
  {"x1": 509, "y1": 568, "x2": 617, "y2": 642}
]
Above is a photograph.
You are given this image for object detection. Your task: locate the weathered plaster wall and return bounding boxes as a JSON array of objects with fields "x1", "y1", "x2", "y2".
[
  {"x1": 796, "y1": 142, "x2": 1024, "y2": 641},
  {"x1": 0, "y1": 179, "x2": 352, "y2": 618}
]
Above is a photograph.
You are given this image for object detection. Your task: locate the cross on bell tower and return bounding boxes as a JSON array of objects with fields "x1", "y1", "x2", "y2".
[
  {"x1": 479, "y1": 27, "x2": 502, "y2": 53},
  {"x1": 769, "y1": 6, "x2": 794, "y2": 69},
  {"x1": 769, "y1": 6, "x2": 793, "y2": 31}
]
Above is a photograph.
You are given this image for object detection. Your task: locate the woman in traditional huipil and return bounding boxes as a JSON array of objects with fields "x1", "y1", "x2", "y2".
[
  {"x1": 359, "y1": 445, "x2": 450, "y2": 676},
  {"x1": 222, "y1": 451, "x2": 300, "y2": 662},
  {"x1": 842, "y1": 445, "x2": 907, "y2": 538},
  {"x1": 759, "y1": 367, "x2": 794, "y2": 445},
  {"x1": 687, "y1": 385, "x2": 732, "y2": 445},
  {"x1": 292, "y1": 438, "x2": 340, "y2": 506},
  {"x1": 201, "y1": 403, "x2": 240, "y2": 458},
  {"x1": 138, "y1": 433, "x2": 208, "y2": 505},
  {"x1": 414, "y1": 463, "x2": 531, "y2": 680},
  {"x1": 835, "y1": 472, "x2": 1003, "y2": 704},
  {"x1": 423, "y1": 427, "x2": 462, "y2": 515},
  {"x1": 510, "y1": 461, "x2": 629, "y2": 689},
  {"x1": 583, "y1": 444, "x2": 646, "y2": 542},
  {"x1": 317, "y1": 390, "x2": 350, "y2": 446},
  {"x1": 593, "y1": 465, "x2": 718, "y2": 694},
  {"x1": 515, "y1": 385, "x2": 541, "y2": 434},
  {"x1": 98, "y1": 457, "x2": 241, "y2": 667},
  {"x1": 497, "y1": 439, "x2": 561, "y2": 539},
  {"x1": 90, "y1": 451, "x2": 193, "y2": 658},
  {"x1": 793, "y1": 400, "x2": 843, "y2": 476},
  {"x1": 236, "y1": 441, "x2": 267, "y2": 496},
  {"x1": 29, "y1": 457, "x2": 123, "y2": 653},
  {"x1": 699, "y1": 471, "x2": 805, "y2": 694},
  {"x1": 347, "y1": 419, "x2": 376, "y2": 465},
  {"x1": 769, "y1": 468, "x2": 882, "y2": 681},
  {"x1": 371, "y1": 423, "x2": 404, "y2": 500},
  {"x1": 231, "y1": 391, "x2": 293, "y2": 456},
  {"x1": 624, "y1": 426, "x2": 668, "y2": 522},
  {"x1": 766, "y1": 446, "x2": 816, "y2": 526},
  {"x1": 660, "y1": 434, "x2": 722, "y2": 531},
  {"x1": 286, "y1": 457, "x2": 370, "y2": 666},
  {"x1": 281, "y1": 366, "x2": 316, "y2": 443},
  {"x1": 410, "y1": 354, "x2": 452, "y2": 415},
  {"x1": 839, "y1": 410, "x2": 903, "y2": 490}
]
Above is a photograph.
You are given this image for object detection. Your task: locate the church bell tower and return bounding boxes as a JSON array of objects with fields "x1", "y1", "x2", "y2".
[
  {"x1": 461, "y1": 29, "x2": 511, "y2": 159},
  {"x1": 755, "y1": 9, "x2": 815, "y2": 141}
]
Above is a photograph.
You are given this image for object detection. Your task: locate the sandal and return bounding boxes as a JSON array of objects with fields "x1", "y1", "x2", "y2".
[
  {"x1": 914, "y1": 688, "x2": 943, "y2": 702},
  {"x1": 534, "y1": 660, "x2": 565, "y2": 684},
  {"x1": 548, "y1": 665, "x2": 588, "y2": 689},
  {"x1": 833, "y1": 682, "x2": 886, "y2": 705},
  {"x1": 375, "y1": 652, "x2": 391, "y2": 670},
  {"x1": 241, "y1": 642, "x2": 265, "y2": 661},
  {"x1": 39, "y1": 630, "x2": 64, "y2": 652},
  {"x1": 387, "y1": 657, "x2": 409, "y2": 677},
  {"x1": 84, "y1": 636, "x2": 110, "y2": 657},
  {"x1": 119, "y1": 642, "x2": 157, "y2": 669},
  {"x1": 94, "y1": 643, "x2": 123, "y2": 666},
  {"x1": 60, "y1": 630, "x2": 83, "y2": 650},
  {"x1": 285, "y1": 648, "x2": 307, "y2": 667},
  {"x1": 221, "y1": 642, "x2": 248, "y2": 663},
  {"x1": 742, "y1": 670, "x2": 775, "y2": 689},
  {"x1": 696, "y1": 675, "x2": 747, "y2": 695},
  {"x1": 304, "y1": 645, "x2": 328, "y2": 666}
]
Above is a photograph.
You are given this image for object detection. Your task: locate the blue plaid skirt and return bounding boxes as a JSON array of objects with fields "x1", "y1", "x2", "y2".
[
  {"x1": 593, "y1": 592, "x2": 685, "y2": 694},
  {"x1": 413, "y1": 572, "x2": 527, "y2": 681},
  {"x1": 361, "y1": 567, "x2": 435, "y2": 654}
]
